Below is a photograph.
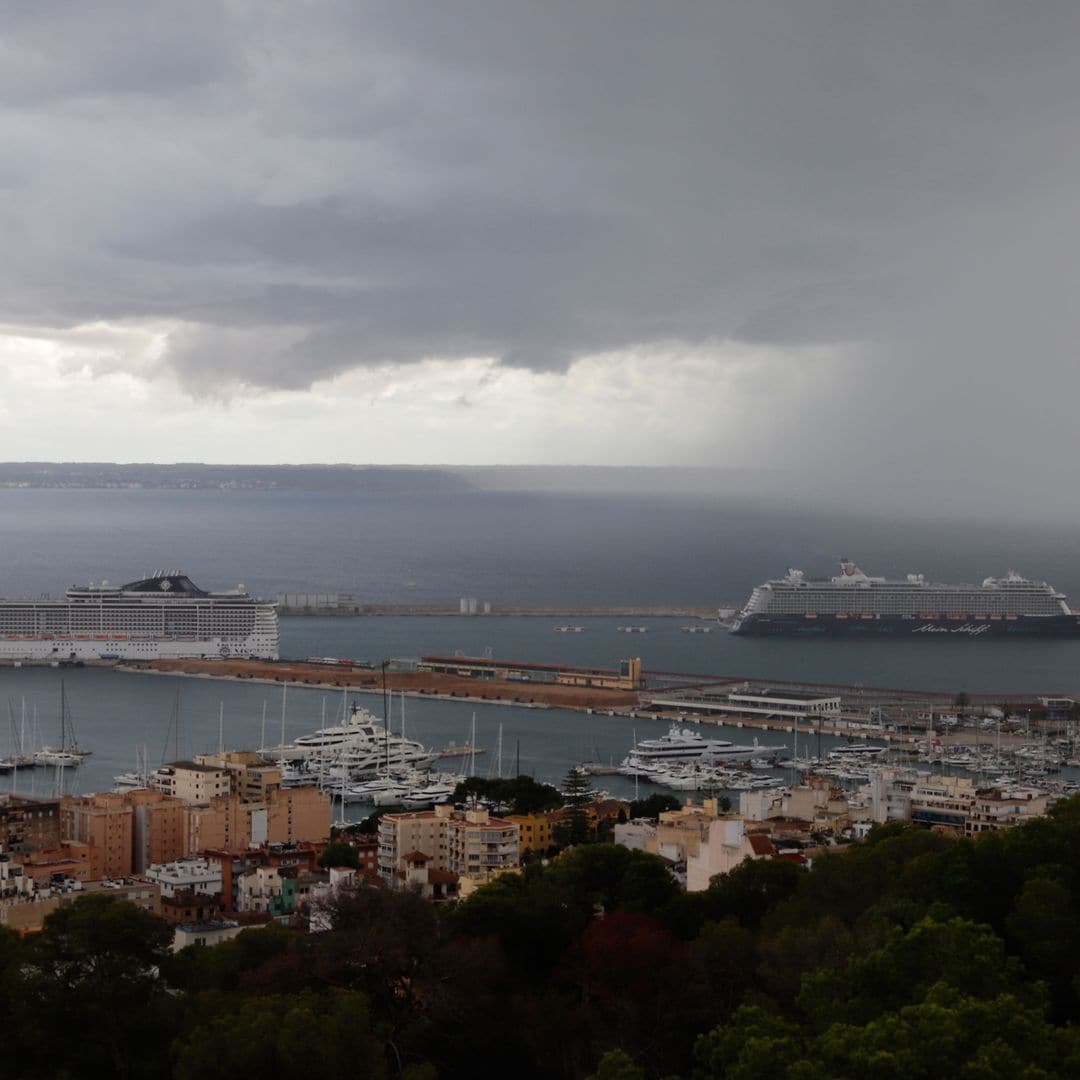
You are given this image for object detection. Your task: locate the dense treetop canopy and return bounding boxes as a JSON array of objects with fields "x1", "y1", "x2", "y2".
[{"x1": 8, "y1": 796, "x2": 1080, "y2": 1077}]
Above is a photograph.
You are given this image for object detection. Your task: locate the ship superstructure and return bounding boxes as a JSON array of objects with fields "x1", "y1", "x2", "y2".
[
  {"x1": 0, "y1": 571, "x2": 279, "y2": 660},
  {"x1": 621, "y1": 725, "x2": 764, "y2": 770},
  {"x1": 732, "y1": 561, "x2": 1080, "y2": 638}
]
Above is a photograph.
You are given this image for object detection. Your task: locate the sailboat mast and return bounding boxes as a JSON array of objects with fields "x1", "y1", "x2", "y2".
[
  {"x1": 382, "y1": 661, "x2": 390, "y2": 771},
  {"x1": 280, "y1": 686, "x2": 289, "y2": 756}
]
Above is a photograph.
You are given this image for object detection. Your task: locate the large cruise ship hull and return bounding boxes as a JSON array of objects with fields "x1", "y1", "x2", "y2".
[
  {"x1": 0, "y1": 572, "x2": 279, "y2": 661},
  {"x1": 732, "y1": 613, "x2": 1080, "y2": 638},
  {"x1": 0, "y1": 636, "x2": 277, "y2": 662}
]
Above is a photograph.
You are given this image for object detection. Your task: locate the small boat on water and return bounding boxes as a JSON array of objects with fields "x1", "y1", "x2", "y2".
[
  {"x1": 34, "y1": 748, "x2": 84, "y2": 769},
  {"x1": 113, "y1": 746, "x2": 152, "y2": 789},
  {"x1": 342, "y1": 767, "x2": 431, "y2": 805},
  {"x1": 35, "y1": 681, "x2": 90, "y2": 770},
  {"x1": 401, "y1": 780, "x2": 457, "y2": 808},
  {"x1": 829, "y1": 744, "x2": 889, "y2": 757}
]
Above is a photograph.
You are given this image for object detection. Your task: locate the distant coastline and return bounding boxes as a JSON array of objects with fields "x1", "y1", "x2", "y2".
[
  {"x1": 0, "y1": 462, "x2": 472, "y2": 494},
  {"x1": 0, "y1": 461, "x2": 777, "y2": 497}
]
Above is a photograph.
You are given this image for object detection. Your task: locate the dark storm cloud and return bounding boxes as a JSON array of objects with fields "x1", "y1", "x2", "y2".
[{"x1": 4, "y1": 1, "x2": 1080, "y2": 504}]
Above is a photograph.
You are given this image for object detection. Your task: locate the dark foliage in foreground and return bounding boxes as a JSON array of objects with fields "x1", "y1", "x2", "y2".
[{"x1": 8, "y1": 797, "x2": 1080, "y2": 1077}]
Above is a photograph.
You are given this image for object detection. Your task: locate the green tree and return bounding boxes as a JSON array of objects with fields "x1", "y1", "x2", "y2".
[
  {"x1": 448, "y1": 861, "x2": 579, "y2": 982},
  {"x1": 810, "y1": 985, "x2": 1079, "y2": 1080},
  {"x1": 319, "y1": 840, "x2": 361, "y2": 869},
  {"x1": 174, "y1": 990, "x2": 386, "y2": 1079},
  {"x1": 588, "y1": 1049, "x2": 645, "y2": 1080},
  {"x1": 20, "y1": 895, "x2": 177, "y2": 1077},
  {"x1": 797, "y1": 917, "x2": 1019, "y2": 1029},
  {"x1": 453, "y1": 775, "x2": 564, "y2": 814},
  {"x1": 756, "y1": 916, "x2": 856, "y2": 1009},
  {"x1": 1005, "y1": 876, "x2": 1080, "y2": 1013},
  {"x1": 628, "y1": 793, "x2": 682, "y2": 819},
  {"x1": 557, "y1": 766, "x2": 596, "y2": 847},
  {"x1": 705, "y1": 856, "x2": 804, "y2": 930},
  {"x1": 163, "y1": 922, "x2": 295, "y2": 994},
  {"x1": 692, "y1": 1005, "x2": 805, "y2": 1080},
  {"x1": 689, "y1": 918, "x2": 758, "y2": 1019}
]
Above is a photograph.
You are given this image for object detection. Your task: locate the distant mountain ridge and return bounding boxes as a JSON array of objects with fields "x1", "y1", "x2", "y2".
[
  {"x1": 0, "y1": 463, "x2": 474, "y2": 494},
  {"x1": 0, "y1": 462, "x2": 779, "y2": 496}
]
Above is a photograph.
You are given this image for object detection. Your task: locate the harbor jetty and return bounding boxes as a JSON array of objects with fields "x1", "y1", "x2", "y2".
[
  {"x1": 278, "y1": 602, "x2": 725, "y2": 617},
  {"x1": 106, "y1": 656, "x2": 1080, "y2": 747}
]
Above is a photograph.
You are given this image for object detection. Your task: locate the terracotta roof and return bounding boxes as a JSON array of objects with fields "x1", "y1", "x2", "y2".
[
  {"x1": 748, "y1": 834, "x2": 776, "y2": 855},
  {"x1": 426, "y1": 868, "x2": 459, "y2": 885},
  {"x1": 403, "y1": 850, "x2": 430, "y2": 863}
]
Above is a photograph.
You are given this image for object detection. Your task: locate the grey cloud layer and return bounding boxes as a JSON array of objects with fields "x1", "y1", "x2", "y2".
[{"x1": 3, "y1": 0, "x2": 1080, "y2": 500}]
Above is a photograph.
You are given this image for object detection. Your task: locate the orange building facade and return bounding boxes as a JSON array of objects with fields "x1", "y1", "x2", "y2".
[
  {"x1": 61, "y1": 782, "x2": 331, "y2": 877},
  {"x1": 61, "y1": 793, "x2": 134, "y2": 879},
  {"x1": 186, "y1": 785, "x2": 330, "y2": 853}
]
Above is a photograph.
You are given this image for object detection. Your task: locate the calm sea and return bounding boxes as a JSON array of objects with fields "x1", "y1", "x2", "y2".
[{"x1": 1, "y1": 487, "x2": 1078, "y2": 806}]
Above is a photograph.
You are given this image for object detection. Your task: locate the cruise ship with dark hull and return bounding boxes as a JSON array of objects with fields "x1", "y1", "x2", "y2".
[
  {"x1": 732, "y1": 562, "x2": 1080, "y2": 639},
  {"x1": 0, "y1": 571, "x2": 279, "y2": 661}
]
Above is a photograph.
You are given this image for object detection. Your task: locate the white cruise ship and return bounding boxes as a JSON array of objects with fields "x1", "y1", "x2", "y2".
[
  {"x1": 732, "y1": 561, "x2": 1080, "y2": 638},
  {"x1": 0, "y1": 571, "x2": 279, "y2": 661}
]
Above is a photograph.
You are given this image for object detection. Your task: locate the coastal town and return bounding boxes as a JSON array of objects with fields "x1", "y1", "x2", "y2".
[{"x1": 0, "y1": 703, "x2": 1062, "y2": 947}]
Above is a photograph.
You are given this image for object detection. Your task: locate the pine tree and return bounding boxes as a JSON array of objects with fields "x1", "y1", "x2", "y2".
[{"x1": 558, "y1": 766, "x2": 595, "y2": 847}]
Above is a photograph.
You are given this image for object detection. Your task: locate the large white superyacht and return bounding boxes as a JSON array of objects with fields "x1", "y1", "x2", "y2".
[
  {"x1": 0, "y1": 571, "x2": 279, "y2": 661},
  {"x1": 262, "y1": 704, "x2": 437, "y2": 779}
]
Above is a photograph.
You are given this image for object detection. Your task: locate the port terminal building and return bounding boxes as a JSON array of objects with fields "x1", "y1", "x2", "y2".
[
  {"x1": 645, "y1": 686, "x2": 842, "y2": 721},
  {"x1": 418, "y1": 655, "x2": 644, "y2": 691}
]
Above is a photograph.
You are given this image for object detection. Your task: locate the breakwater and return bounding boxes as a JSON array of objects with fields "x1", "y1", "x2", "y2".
[{"x1": 280, "y1": 604, "x2": 726, "y2": 617}]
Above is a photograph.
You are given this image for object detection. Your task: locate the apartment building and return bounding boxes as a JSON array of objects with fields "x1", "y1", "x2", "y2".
[{"x1": 378, "y1": 804, "x2": 519, "y2": 887}]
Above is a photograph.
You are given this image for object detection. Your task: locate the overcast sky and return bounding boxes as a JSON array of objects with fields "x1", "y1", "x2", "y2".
[{"x1": 1, "y1": 2, "x2": 1078, "y2": 512}]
